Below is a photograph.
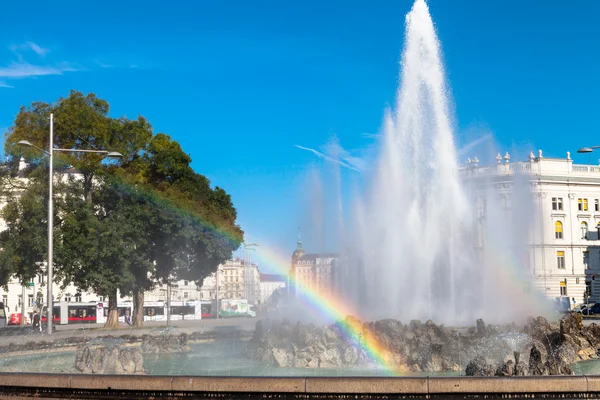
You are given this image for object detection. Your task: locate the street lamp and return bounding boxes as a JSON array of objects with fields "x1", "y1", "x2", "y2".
[
  {"x1": 242, "y1": 243, "x2": 259, "y2": 303},
  {"x1": 577, "y1": 146, "x2": 600, "y2": 154},
  {"x1": 17, "y1": 113, "x2": 122, "y2": 335}
]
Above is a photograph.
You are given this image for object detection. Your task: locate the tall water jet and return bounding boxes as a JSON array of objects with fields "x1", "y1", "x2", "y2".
[{"x1": 339, "y1": 0, "x2": 542, "y2": 324}]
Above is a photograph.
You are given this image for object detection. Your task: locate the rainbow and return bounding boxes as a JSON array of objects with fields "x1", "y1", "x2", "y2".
[
  {"x1": 252, "y1": 244, "x2": 406, "y2": 375},
  {"x1": 100, "y1": 169, "x2": 550, "y2": 374}
]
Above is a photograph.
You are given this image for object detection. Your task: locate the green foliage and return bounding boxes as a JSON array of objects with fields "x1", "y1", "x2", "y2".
[
  {"x1": 0, "y1": 90, "x2": 244, "y2": 317},
  {"x1": 0, "y1": 186, "x2": 46, "y2": 284}
]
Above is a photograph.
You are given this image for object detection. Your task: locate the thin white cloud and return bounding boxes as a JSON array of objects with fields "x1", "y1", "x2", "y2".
[
  {"x1": 9, "y1": 41, "x2": 50, "y2": 57},
  {"x1": 457, "y1": 133, "x2": 492, "y2": 156},
  {"x1": 0, "y1": 81, "x2": 13, "y2": 88},
  {"x1": 94, "y1": 60, "x2": 113, "y2": 69},
  {"x1": 295, "y1": 145, "x2": 362, "y2": 172},
  {"x1": 0, "y1": 61, "x2": 79, "y2": 78}
]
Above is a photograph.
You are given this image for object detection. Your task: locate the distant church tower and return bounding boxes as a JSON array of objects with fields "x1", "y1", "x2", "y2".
[
  {"x1": 289, "y1": 227, "x2": 305, "y2": 297},
  {"x1": 292, "y1": 227, "x2": 305, "y2": 261}
]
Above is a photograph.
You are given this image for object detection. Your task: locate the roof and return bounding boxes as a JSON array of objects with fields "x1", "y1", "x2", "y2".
[{"x1": 260, "y1": 274, "x2": 286, "y2": 282}]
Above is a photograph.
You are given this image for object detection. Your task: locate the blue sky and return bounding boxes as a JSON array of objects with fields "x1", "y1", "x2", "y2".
[{"x1": 1, "y1": 0, "x2": 599, "y2": 272}]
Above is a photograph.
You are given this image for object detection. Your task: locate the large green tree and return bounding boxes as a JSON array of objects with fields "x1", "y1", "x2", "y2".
[{"x1": 1, "y1": 90, "x2": 243, "y2": 329}]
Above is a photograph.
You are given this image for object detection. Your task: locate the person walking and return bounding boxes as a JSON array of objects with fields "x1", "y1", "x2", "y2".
[{"x1": 32, "y1": 309, "x2": 41, "y2": 332}]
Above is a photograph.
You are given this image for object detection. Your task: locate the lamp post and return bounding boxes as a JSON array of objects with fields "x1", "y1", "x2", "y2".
[
  {"x1": 242, "y1": 243, "x2": 258, "y2": 303},
  {"x1": 17, "y1": 113, "x2": 122, "y2": 334}
]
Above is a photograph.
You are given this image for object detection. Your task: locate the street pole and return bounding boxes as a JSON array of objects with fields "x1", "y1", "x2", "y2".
[
  {"x1": 20, "y1": 282, "x2": 25, "y2": 326},
  {"x1": 47, "y1": 113, "x2": 54, "y2": 335},
  {"x1": 215, "y1": 271, "x2": 219, "y2": 319},
  {"x1": 16, "y1": 113, "x2": 121, "y2": 335},
  {"x1": 166, "y1": 281, "x2": 171, "y2": 326}
]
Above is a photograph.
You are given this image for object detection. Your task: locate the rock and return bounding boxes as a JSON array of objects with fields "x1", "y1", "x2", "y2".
[
  {"x1": 578, "y1": 347, "x2": 596, "y2": 360},
  {"x1": 529, "y1": 345, "x2": 546, "y2": 375},
  {"x1": 476, "y1": 319, "x2": 486, "y2": 336},
  {"x1": 514, "y1": 362, "x2": 529, "y2": 376},
  {"x1": 319, "y1": 347, "x2": 342, "y2": 367},
  {"x1": 409, "y1": 320, "x2": 423, "y2": 331},
  {"x1": 322, "y1": 326, "x2": 339, "y2": 345},
  {"x1": 465, "y1": 355, "x2": 494, "y2": 376},
  {"x1": 248, "y1": 315, "x2": 600, "y2": 376},
  {"x1": 272, "y1": 348, "x2": 292, "y2": 367},
  {"x1": 495, "y1": 359, "x2": 514, "y2": 376},
  {"x1": 536, "y1": 316, "x2": 549, "y2": 326},
  {"x1": 560, "y1": 313, "x2": 583, "y2": 341},
  {"x1": 343, "y1": 346, "x2": 359, "y2": 365},
  {"x1": 141, "y1": 333, "x2": 189, "y2": 354},
  {"x1": 74, "y1": 344, "x2": 144, "y2": 374}
]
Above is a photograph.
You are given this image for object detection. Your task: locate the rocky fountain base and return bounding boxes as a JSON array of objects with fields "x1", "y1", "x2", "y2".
[
  {"x1": 73, "y1": 329, "x2": 190, "y2": 374},
  {"x1": 74, "y1": 339, "x2": 145, "y2": 374},
  {"x1": 246, "y1": 313, "x2": 600, "y2": 375}
]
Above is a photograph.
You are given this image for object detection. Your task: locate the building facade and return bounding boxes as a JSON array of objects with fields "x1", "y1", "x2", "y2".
[
  {"x1": 0, "y1": 159, "x2": 263, "y2": 320},
  {"x1": 289, "y1": 235, "x2": 338, "y2": 298},
  {"x1": 462, "y1": 150, "x2": 600, "y2": 305},
  {"x1": 198, "y1": 258, "x2": 260, "y2": 304},
  {"x1": 259, "y1": 274, "x2": 286, "y2": 305}
]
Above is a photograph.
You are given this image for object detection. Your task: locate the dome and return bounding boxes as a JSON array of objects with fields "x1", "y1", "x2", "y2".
[{"x1": 292, "y1": 248, "x2": 305, "y2": 260}]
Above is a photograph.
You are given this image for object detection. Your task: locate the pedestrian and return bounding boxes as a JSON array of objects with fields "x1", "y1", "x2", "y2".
[
  {"x1": 32, "y1": 309, "x2": 41, "y2": 332},
  {"x1": 125, "y1": 309, "x2": 131, "y2": 326}
]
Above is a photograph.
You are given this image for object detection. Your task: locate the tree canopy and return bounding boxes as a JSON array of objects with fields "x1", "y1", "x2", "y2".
[{"x1": 0, "y1": 90, "x2": 244, "y2": 327}]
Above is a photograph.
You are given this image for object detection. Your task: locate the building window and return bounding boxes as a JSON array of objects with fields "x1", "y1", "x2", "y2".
[
  {"x1": 552, "y1": 197, "x2": 563, "y2": 211},
  {"x1": 582, "y1": 221, "x2": 589, "y2": 239},
  {"x1": 184, "y1": 292, "x2": 188, "y2": 299},
  {"x1": 560, "y1": 280, "x2": 568, "y2": 296},
  {"x1": 585, "y1": 199, "x2": 589, "y2": 211},
  {"x1": 65, "y1": 294, "x2": 71, "y2": 303},
  {"x1": 596, "y1": 199, "x2": 599, "y2": 212},
  {"x1": 557, "y1": 251, "x2": 566, "y2": 269},
  {"x1": 555, "y1": 221, "x2": 563, "y2": 239},
  {"x1": 576, "y1": 277, "x2": 580, "y2": 284},
  {"x1": 584, "y1": 251, "x2": 590, "y2": 269},
  {"x1": 28, "y1": 295, "x2": 34, "y2": 307},
  {"x1": 184, "y1": 281, "x2": 189, "y2": 286},
  {"x1": 2, "y1": 295, "x2": 7, "y2": 306},
  {"x1": 580, "y1": 198, "x2": 589, "y2": 211},
  {"x1": 75, "y1": 294, "x2": 82, "y2": 303}
]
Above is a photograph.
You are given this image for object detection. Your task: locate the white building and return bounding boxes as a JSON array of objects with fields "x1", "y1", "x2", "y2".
[
  {"x1": 462, "y1": 150, "x2": 600, "y2": 305},
  {"x1": 143, "y1": 279, "x2": 202, "y2": 303},
  {"x1": 198, "y1": 258, "x2": 261, "y2": 304},
  {"x1": 290, "y1": 235, "x2": 338, "y2": 299},
  {"x1": 259, "y1": 274, "x2": 286, "y2": 305},
  {"x1": 0, "y1": 160, "x2": 259, "y2": 320}
]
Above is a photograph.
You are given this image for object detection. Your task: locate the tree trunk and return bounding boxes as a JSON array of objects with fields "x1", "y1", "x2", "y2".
[
  {"x1": 132, "y1": 288, "x2": 144, "y2": 328},
  {"x1": 84, "y1": 173, "x2": 94, "y2": 204},
  {"x1": 104, "y1": 290, "x2": 119, "y2": 328}
]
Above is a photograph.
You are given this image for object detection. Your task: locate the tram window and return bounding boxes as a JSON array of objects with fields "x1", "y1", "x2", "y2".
[
  {"x1": 145, "y1": 306, "x2": 164, "y2": 316},
  {"x1": 171, "y1": 305, "x2": 195, "y2": 315}
]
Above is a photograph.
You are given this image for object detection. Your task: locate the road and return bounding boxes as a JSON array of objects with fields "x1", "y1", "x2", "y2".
[
  {"x1": 52, "y1": 316, "x2": 258, "y2": 332},
  {"x1": 0, "y1": 317, "x2": 259, "y2": 347}
]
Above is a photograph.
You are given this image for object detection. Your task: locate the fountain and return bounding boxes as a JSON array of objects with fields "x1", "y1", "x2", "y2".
[{"x1": 324, "y1": 0, "x2": 545, "y2": 324}]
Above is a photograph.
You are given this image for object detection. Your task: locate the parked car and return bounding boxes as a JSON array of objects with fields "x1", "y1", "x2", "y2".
[{"x1": 575, "y1": 303, "x2": 597, "y2": 315}]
